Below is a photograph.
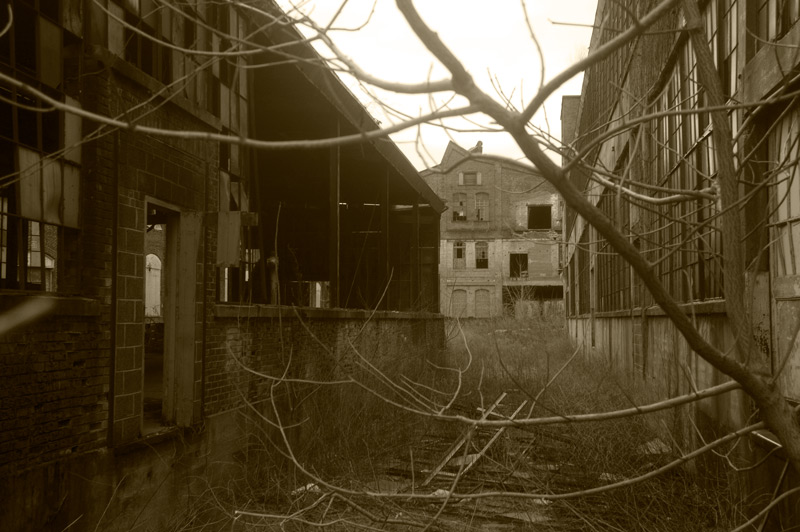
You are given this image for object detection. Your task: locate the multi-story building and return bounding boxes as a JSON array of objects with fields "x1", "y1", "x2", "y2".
[
  {"x1": 422, "y1": 141, "x2": 563, "y2": 318},
  {"x1": 0, "y1": 2, "x2": 444, "y2": 529},
  {"x1": 564, "y1": 0, "x2": 800, "y2": 521}
]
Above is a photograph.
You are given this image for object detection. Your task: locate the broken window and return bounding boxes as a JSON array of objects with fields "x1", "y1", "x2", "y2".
[
  {"x1": 510, "y1": 253, "x2": 528, "y2": 278},
  {"x1": 0, "y1": 4, "x2": 80, "y2": 294},
  {"x1": 475, "y1": 241, "x2": 489, "y2": 269},
  {"x1": 527, "y1": 205, "x2": 552, "y2": 230},
  {"x1": 756, "y1": 0, "x2": 799, "y2": 50},
  {"x1": 108, "y1": 0, "x2": 172, "y2": 84},
  {"x1": 452, "y1": 193, "x2": 467, "y2": 221},
  {"x1": 1, "y1": 116, "x2": 80, "y2": 292},
  {"x1": 217, "y1": 154, "x2": 262, "y2": 304},
  {"x1": 453, "y1": 241, "x2": 465, "y2": 269},
  {"x1": 475, "y1": 193, "x2": 489, "y2": 221}
]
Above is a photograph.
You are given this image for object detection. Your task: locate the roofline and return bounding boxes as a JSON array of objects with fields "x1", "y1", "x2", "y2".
[{"x1": 255, "y1": 2, "x2": 446, "y2": 213}]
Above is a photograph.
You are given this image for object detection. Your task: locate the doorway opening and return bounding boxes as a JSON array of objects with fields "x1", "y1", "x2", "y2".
[{"x1": 143, "y1": 204, "x2": 175, "y2": 434}]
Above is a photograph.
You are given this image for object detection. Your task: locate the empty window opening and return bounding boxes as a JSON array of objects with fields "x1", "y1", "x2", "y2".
[
  {"x1": 528, "y1": 205, "x2": 552, "y2": 230},
  {"x1": 453, "y1": 241, "x2": 465, "y2": 269},
  {"x1": 510, "y1": 253, "x2": 528, "y2": 278},
  {"x1": 475, "y1": 241, "x2": 489, "y2": 269}
]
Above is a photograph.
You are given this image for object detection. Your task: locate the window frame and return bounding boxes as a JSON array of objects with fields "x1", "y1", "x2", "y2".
[
  {"x1": 475, "y1": 193, "x2": 489, "y2": 221},
  {"x1": 475, "y1": 241, "x2": 489, "y2": 269},
  {"x1": 453, "y1": 241, "x2": 466, "y2": 269},
  {"x1": 452, "y1": 193, "x2": 467, "y2": 221}
]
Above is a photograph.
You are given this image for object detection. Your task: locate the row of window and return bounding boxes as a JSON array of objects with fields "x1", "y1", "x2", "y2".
[
  {"x1": 450, "y1": 196, "x2": 553, "y2": 229},
  {"x1": 451, "y1": 242, "x2": 530, "y2": 278},
  {"x1": 451, "y1": 193, "x2": 489, "y2": 221},
  {"x1": 453, "y1": 241, "x2": 489, "y2": 269},
  {"x1": 103, "y1": 0, "x2": 249, "y2": 124},
  {"x1": 568, "y1": 0, "x2": 800, "y2": 317},
  {"x1": 0, "y1": 3, "x2": 80, "y2": 293}
]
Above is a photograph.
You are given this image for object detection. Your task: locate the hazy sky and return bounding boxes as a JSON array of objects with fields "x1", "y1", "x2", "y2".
[{"x1": 280, "y1": 1, "x2": 598, "y2": 169}]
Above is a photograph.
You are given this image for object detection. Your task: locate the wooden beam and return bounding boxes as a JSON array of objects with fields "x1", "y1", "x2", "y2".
[
  {"x1": 329, "y1": 118, "x2": 341, "y2": 308},
  {"x1": 380, "y1": 167, "x2": 390, "y2": 310},
  {"x1": 420, "y1": 393, "x2": 507, "y2": 487},
  {"x1": 410, "y1": 202, "x2": 420, "y2": 309}
]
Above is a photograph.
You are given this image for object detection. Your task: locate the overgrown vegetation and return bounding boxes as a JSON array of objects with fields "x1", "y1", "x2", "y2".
[
  {"x1": 177, "y1": 316, "x2": 749, "y2": 531},
  {"x1": 440, "y1": 316, "x2": 747, "y2": 531}
]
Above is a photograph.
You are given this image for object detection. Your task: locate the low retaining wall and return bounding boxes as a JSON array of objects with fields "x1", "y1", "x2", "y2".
[
  {"x1": 3, "y1": 307, "x2": 445, "y2": 531},
  {"x1": 567, "y1": 307, "x2": 798, "y2": 524}
]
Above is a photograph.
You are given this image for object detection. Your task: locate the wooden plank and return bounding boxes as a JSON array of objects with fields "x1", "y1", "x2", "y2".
[
  {"x1": 457, "y1": 400, "x2": 528, "y2": 477},
  {"x1": 420, "y1": 392, "x2": 507, "y2": 487}
]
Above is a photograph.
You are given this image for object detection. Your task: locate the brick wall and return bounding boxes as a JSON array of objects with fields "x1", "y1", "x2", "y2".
[
  {"x1": 0, "y1": 302, "x2": 106, "y2": 477},
  {"x1": 205, "y1": 308, "x2": 445, "y2": 416},
  {"x1": 108, "y1": 70, "x2": 215, "y2": 444},
  {"x1": 0, "y1": 64, "x2": 118, "y2": 476}
]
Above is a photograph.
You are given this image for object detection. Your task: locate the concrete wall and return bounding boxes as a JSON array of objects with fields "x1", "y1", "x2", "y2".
[{"x1": 568, "y1": 305, "x2": 749, "y2": 437}]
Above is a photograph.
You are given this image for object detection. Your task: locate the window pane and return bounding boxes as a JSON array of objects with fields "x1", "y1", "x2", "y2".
[
  {"x1": 476, "y1": 193, "x2": 489, "y2": 221},
  {"x1": 19, "y1": 147, "x2": 42, "y2": 220},
  {"x1": 42, "y1": 159, "x2": 62, "y2": 225}
]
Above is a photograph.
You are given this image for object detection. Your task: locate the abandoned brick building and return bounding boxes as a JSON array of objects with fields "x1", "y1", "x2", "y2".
[
  {"x1": 421, "y1": 141, "x2": 563, "y2": 318},
  {"x1": 563, "y1": 0, "x2": 800, "y2": 522},
  {"x1": 0, "y1": 1, "x2": 444, "y2": 529}
]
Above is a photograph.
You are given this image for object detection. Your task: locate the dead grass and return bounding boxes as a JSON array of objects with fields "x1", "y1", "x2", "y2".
[
  {"x1": 439, "y1": 316, "x2": 746, "y2": 531},
  {"x1": 172, "y1": 315, "x2": 749, "y2": 531}
]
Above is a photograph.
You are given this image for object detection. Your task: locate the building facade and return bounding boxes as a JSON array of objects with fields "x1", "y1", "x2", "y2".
[
  {"x1": 564, "y1": 0, "x2": 800, "y2": 521},
  {"x1": 0, "y1": 2, "x2": 444, "y2": 529},
  {"x1": 422, "y1": 141, "x2": 562, "y2": 318}
]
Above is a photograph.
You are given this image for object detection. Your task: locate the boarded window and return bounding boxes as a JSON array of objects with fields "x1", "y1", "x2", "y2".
[
  {"x1": 451, "y1": 289, "x2": 467, "y2": 317},
  {"x1": 475, "y1": 289, "x2": 491, "y2": 318},
  {"x1": 459, "y1": 171, "x2": 482, "y2": 185},
  {"x1": 475, "y1": 241, "x2": 489, "y2": 269},
  {"x1": 527, "y1": 205, "x2": 552, "y2": 229}
]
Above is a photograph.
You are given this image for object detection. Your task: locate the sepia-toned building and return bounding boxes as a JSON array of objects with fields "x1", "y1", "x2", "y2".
[{"x1": 422, "y1": 141, "x2": 563, "y2": 318}]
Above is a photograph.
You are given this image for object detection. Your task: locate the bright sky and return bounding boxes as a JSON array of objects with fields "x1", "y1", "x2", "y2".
[{"x1": 280, "y1": 1, "x2": 598, "y2": 169}]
